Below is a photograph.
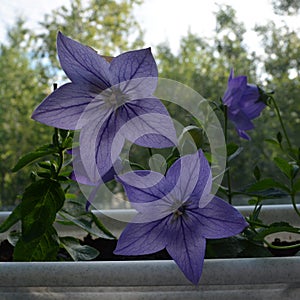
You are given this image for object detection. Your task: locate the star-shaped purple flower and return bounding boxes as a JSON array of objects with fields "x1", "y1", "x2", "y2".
[
  {"x1": 114, "y1": 150, "x2": 248, "y2": 284},
  {"x1": 222, "y1": 69, "x2": 266, "y2": 140},
  {"x1": 32, "y1": 32, "x2": 177, "y2": 183}
]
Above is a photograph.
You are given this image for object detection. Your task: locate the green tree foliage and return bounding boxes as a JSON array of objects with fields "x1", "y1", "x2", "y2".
[
  {"x1": 271, "y1": 0, "x2": 300, "y2": 15},
  {"x1": 0, "y1": 0, "x2": 145, "y2": 208},
  {"x1": 35, "y1": 0, "x2": 144, "y2": 75},
  {"x1": 156, "y1": 4, "x2": 300, "y2": 197},
  {"x1": 0, "y1": 19, "x2": 51, "y2": 207},
  {"x1": 157, "y1": 5, "x2": 257, "y2": 101}
]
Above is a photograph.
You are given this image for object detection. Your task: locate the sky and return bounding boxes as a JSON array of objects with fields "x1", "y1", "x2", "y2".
[{"x1": 0, "y1": 0, "x2": 299, "y2": 54}]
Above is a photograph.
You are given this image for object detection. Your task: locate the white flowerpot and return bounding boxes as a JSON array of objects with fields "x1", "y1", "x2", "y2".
[{"x1": 0, "y1": 205, "x2": 299, "y2": 300}]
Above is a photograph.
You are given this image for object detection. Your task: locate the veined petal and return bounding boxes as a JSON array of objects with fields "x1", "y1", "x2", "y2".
[
  {"x1": 79, "y1": 109, "x2": 114, "y2": 183},
  {"x1": 31, "y1": 83, "x2": 94, "y2": 130},
  {"x1": 165, "y1": 150, "x2": 213, "y2": 208},
  {"x1": 109, "y1": 48, "x2": 158, "y2": 91},
  {"x1": 57, "y1": 32, "x2": 111, "y2": 89},
  {"x1": 120, "y1": 98, "x2": 177, "y2": 148},
  {"x1": 166, "y1": 217, "x2": 206, "y2": 285},
  {"x1": 116, "y1": 170, "x2": 174, "y2": 204},
  {"x1": 193, "y1": 196, "x2": 248, "y2": 239},
  {"x1": 114, "y1": 217, "x2": 169, "y2": 255},
  {"x1": 93, "y1": 111, "x2": 126, "y2": 178}
]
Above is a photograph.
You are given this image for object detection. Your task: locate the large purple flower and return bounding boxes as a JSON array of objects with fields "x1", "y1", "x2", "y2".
[
  {"x1": 114, "y1": 150, "x2": 248, "y2": 284},
  {"x1": 32, "y1": 32, "x2": 177, "y2": 182},
  {"x1": 222, "y1": 69, "x2": 266, "y2": 140}
]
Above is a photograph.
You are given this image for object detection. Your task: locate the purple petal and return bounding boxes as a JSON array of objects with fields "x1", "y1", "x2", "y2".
[
  {"x1": 57, "y1": 32, "x2": 111, "y2": 90},
  {"x1": 109, "y1": 48, "x2": 158, "y2": 90},
  {"x1": 93, "y1": 101, "x2": 176, "y2": 179},
  {"x1": 194, "y1": 196, "x2": 248, "y2": 239},
  {"x1": 116, "y1": 170, "x2": 173, "y2": 204},
  {"x1": 228, "y1": 109, "x2": 254, "y2": 131},
  {"x1": 79, "y1": 110, "x2": 118, "y2": 182},
  {"x1": 165, "y1": 150, "x2": 213, "y2": 208},
  {"x1": 31, "y1": 83, "x2": 95, "y2": 130},
  {"x1": 240, "y1": 84, "x2": 265, "y2": 119},
  {"x1": 237, "y1": 129, "x2": 251, "y2": 140},
  {"x1": 114, "y1": 217, "x2": 169, "y2": 255},
  {"x1": 120, "y1": 98, "x2": 177, "y2": 148},
  {"x1": 166, "y1": 217, "x2": 206, "y2": 285},
  {"x1": 223, "y1": 76, "x2": 247, "y2": 108}
]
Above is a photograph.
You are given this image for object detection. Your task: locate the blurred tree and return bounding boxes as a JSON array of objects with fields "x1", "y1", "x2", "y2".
[
  {"x1": 156, "y1": 4, "x2": 300, "y2": 201},
  {"x1": 0, "y1": 19, "x2": 51, "y2": 208},
  {"x1": 0, "y1": 0, "x2": 145, "y2": 208},
  {"x1": 35, "y1": 0, "x2": 144, "y2": 77},
  {"x1": 271, "y1": 0, "x2": 300, "y2": 15}
]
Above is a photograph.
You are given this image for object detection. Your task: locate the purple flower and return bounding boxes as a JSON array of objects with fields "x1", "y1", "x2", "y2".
[
  {"x1": 114, "y1": 150, "x2": 248, "y2": 284},
  {"x1": 32, "y1": 32, "x2": 177, "y2": 182},
  {"x1": 222, "y1": 69, "x2": 265, "y2": 140}
]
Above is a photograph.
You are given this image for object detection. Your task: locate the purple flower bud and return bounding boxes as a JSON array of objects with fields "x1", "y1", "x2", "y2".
[{"x1": 222, "y1": 69, "x2": 266, "y2": 140}]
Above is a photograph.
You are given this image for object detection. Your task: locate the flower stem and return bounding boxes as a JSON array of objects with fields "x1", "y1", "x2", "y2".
[
  {"x1": 224, "y1": 105, "x2": 233, "y2": 205},
  {"x1": 290, "y1": 190, "x2": 300, "y2": 218},
  {"x1": 271, "y1": 96, "x2": 292, "y2": 150},
  {"x1": 264, "y1": 239, "x2": 300, "y2": 250}
]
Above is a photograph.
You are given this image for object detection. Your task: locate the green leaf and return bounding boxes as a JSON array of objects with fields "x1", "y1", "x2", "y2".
[
  {"x1": 58, "y1": 210, "x2": 115, "y2": 239},
  {"x1": 20, "y1": 179, "x2": 65, "y2": 241},
  {"x1": 265, "y1": 138, "x2": 280, "y2": 146},
  {"x1": 60, "y1": 236, "x2": 99, "y2": 261},
  {"x1": 13, "y1": 226, "x2": 59, "y2": 261},
  {"x1": 247, "y1": 178, "x2": 290, "y2": 193},
  {"x1": 253, "y1": 222, "x2": 300, "y2": 241},
  {"x1": 7, "y1": 231, "x2": 21, "y2": 246},
  {"x1": 226, "y1": 142, "x2": 238, "y2": 156},
  {"x1": 227, "y1": 143, "x2": 243, "y2": 162},
  {"x1": 253, "y1": 165, "x2": 261, "y2": 181},
  {"x1": 274, "y1": 157, "x2": 293, "y2": 179},
  {"x1": 0, "y1": 203, "x2": 22, "y2": 233},
  {"x1": 293, "y1": 179, "x2": 300, "y2": 193},
  {"x1": 276, "y1": 132, "x2": 283, "y2": 144},
  {"x1": 12, "y1": 144, "x2": 57, "y2": 172}
]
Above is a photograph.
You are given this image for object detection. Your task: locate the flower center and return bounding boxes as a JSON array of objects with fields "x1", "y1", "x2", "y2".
[
  {"x1": 103, "y1": 88, "x2": 128, "y2": 110},
  {"x1": 173, "y1": 204, "x2": 186, "y2": 220}
]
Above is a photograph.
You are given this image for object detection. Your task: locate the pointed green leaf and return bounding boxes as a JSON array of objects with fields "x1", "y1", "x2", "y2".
[
  {"x1": 274, "y1": 157, "x2": 293, "y2": 179},
  {"x1": 0, "y1": 203, "x2": 22, "y2": 233},
  {"x1": 253, "y1": 165, "x2": 261, "y2": 181},
  {"x1": 247, "y1": 178, "x2": 290, "y2": 193},
  {"x1": 227, "y1": 143, "x2": 243, "y2": 162},
  {"x1": 293, "y1": 179, "x2": 300, "y2": 193},
  {"x1": 13, "y1": 226, "x2": 59, "y2": 261},
  {"x1": 12, "y1": 144, "x2": 57, "y2": 172},
  {"x1": 60, "y1": 236, "x2": 99, "y2": 261},
  {"x1": 20, "y1": 179, "x2": 65, "y2": 241}
]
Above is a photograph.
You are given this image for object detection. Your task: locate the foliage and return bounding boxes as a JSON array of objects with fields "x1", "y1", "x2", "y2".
[
  {"x1": 0, "y1": 0, "x2": 145, "y2": 208},
  {"x1": 0, "y1": 128, "x2": 115, "y2": 261},
  {"x1": 35, "y1": 0, "x2": 144, "y2": 75},
  {"x1": 0, "y1": 19, "x2": 52, "y2": 207},
  {"x1": 0, "y1": 0, "x2": 299, "y2": 285},
  {"x1": 271, "y1": 0, "x2": 300, "y2": 15}
]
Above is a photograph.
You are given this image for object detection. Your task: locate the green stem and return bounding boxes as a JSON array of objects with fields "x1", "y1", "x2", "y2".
[
  {"x1": 264, "y1": 239, "x2": 300, "y2": 250},
  {"x1": 224, "y1": 105, "x2": 233, "y2": 205},
  {"x1": 54, "y1": 128, "x2": 64, "y2": 177},
  {"x1": 271, "y1": 96, "x2": 292, "y2": 150},
  {"x1": 247, "y1": 219, "x2": 270, "y2": 229},
  {"x1": 290, "y1": 191, "x2": 300, "y2": 218}
]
